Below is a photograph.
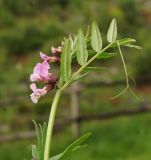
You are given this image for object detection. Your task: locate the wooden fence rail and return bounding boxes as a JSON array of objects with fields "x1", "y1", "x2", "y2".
[
  {"x1": 0, "y1": 104, "x2": 151, "y2": 143},
  {"x1": 0, "y1": 75, "x2": 151, "y2": 108},
  {"x1": 0, "y1": 76, "x2": 151, "y2": 142}
]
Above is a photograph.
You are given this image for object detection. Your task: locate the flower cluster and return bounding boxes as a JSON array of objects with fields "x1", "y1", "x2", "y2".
[{"x1": 30, "y1": 46, "x2": 62, "y2": 103}]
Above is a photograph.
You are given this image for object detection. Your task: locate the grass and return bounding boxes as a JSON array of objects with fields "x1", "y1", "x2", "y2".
[
  {"x1": 1, "y1": 113, "x2": 151, "y2": 160},
  {"x1": 0, "y1": 75, "x2": 150, "y2": 160}
]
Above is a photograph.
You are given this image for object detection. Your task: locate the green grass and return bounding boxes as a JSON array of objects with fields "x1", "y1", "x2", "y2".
[
  {"x1": 1, "y1": 113, "x2": 151, "y2": 160},
  {"x1": 0, "y1": 86, "x2": 150, "y2": 160},
  {"x1": 0, "y1": 141, "x2": 31, "y2": 159}
]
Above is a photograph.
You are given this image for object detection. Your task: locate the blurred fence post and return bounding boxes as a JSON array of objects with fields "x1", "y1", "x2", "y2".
[{"x1": 70, "y1": 82, "x2": 81, "y2": 138}]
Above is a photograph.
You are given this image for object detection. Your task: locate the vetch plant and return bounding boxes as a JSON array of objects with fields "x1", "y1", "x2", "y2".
[{"x1": 30, "y1": 19, "x2": 141, "y2": 160}]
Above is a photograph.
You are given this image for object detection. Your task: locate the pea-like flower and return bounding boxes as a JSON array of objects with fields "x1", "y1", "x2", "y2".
[
  {"x1": 30, "y1": 59, "x2": 58, "y2": 103},
  {"x1": 30, "y1": 83, "x2": 50, "y2": 103},
  {"x1": 51, "y1": 46, "x2": 62, "y2": 57},
  {"x1": 40, "y1": 52, "x2": 60, "y2": 62},
  {"x1": 30, "y1": 46, "x2": 61, "y2": 103},
  {"x1": 30, "y1": 60, "x2": 51, "y2": 82}
]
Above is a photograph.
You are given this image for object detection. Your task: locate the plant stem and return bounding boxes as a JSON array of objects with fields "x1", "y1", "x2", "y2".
[
  {"x1": 44, "y1": 89, "x2": 62, "y2": 160},
  {"x1": 117, "y1": 41, "x2": 129, "y2": 86},
  {"x1": 44, "y1": 41, "x2": 114, "y2": 160},
  {"x1": 110, "y1": 41, "x2": 129, "y2": 99}
]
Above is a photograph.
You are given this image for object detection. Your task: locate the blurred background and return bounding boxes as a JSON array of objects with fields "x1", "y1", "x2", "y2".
[{"x1": 0, "y1": 0, "x2": 151, "y2": 159}]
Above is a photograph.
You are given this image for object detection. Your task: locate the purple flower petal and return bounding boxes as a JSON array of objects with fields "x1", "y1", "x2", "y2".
[
  {"x1": 30, "y1": 93, "x2": 39, "y2": 103},
  {"x1": 30, "y1": 72, "x2": 41, "y2": 82},
  {"x1": 30, "y1": 84, "x2": 48, "y2": 103},
  {"x1": 30, "y1": 83, "x2": 37, "y2": 92},
  {"x1": 40, "y1": 52, "x2": 50, "y2": 61},
  {"x1": 30, "y1": 61, "x2": 51, "y2": 82}
]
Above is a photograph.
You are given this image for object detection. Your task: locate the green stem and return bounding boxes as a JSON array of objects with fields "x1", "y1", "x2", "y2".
[
  {"x1": 110, "y1": 41, "x2": 129, "y2": 99},
  {"x1": 44, "y1": 89, "x2": 62, "y2": 160},
  {"x1": 117, "y1": 41, "x2": 129, "y2": 86},
  {"x1": 44, "y1": 41, "x2": 114, "y2": 160}
]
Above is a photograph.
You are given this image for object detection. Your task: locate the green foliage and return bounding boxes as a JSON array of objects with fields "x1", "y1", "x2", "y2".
[
  {"x1": 111, "y1": 38, "x2": 141, "y2": 50},
  {"x1": 59, "y1": 20, "x2": 121, "y2": 88},
  {"x1": 76, "y1": 29, "x2": 88, "y2": 66},
  {"x1": 1, "y1": 25, "x2": 45, "y2": 54},
  {"x1": 97, "y1": 52, "x2": 117, "y2": 59},
  {"x1": 0, "y1": 0, "x2": 147, "y2": 59},
  {"x1": 50, "y1": 133, "x2": 91, "y2": 160},
  {"x1": 32, "y1": 145, "x2": 39, "y2": 159},
  {"x1": 118, "y1": 38, "x2": 136, "y2": 45},
  {"x1": 107, "y1": 18, "x2": 117, "y2": 43},
  {"x1": 1, "y1": 0, "x2": 53, "y2": 16},
  {"x1": 122, "y1": 44, "x2": 142, "y2": 49},
  {"x1": 32, "y1": 121, "x2": 47, "y2": 160},
  {"x1": 60, "y1": 39, "x2": 72, "y2": 83},
  {"x1": 136, "y1": 53, "x2": 151, "y2": 76},
  {"x1": 91, "y1": 22, "x2": 102, "y2": 53},
  {"x1": 84, "y1": 67, "x2": 107, "y2": 71}
]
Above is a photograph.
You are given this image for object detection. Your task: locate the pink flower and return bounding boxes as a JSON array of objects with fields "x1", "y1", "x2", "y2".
[
  {"x1": 40, "y1": 52, "x2": 60, "y2": 62},
  {"x1": 30, "y1": 83, "x2": 48, "y2": 103},
  {"x1": 30, "y1": 60, "x2": 51, "y2": 82},
  {"x1": 51, "y1": 46, "x2": 62, "y2": 56},
  {"x1": 30, "y1": 50, "x2": 59, "y2": 103},
  {"x1": 40, "y1": 52, "x2": 50, "y2": 61}
]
